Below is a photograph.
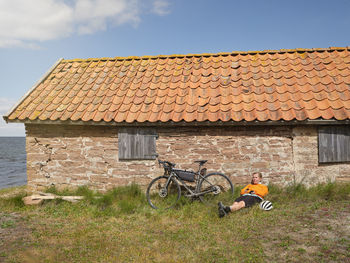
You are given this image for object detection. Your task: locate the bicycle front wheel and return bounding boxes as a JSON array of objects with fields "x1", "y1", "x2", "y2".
[
  {"x1": 146, "y1": 176, "x2": 181, "y2": 210},
  {"x1": 198, "y1": 173, "x2": 234, "y2": 206}
]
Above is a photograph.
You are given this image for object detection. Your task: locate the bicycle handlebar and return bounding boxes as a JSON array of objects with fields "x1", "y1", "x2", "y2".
[
  {"x1": 158, "y1": 159, "x2": 176, "y2": 169},
  {"x1": 158, "y1": 159, "x2": 208, "y2": 171}
]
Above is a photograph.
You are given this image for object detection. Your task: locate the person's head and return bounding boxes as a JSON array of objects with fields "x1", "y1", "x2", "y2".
[{"x1": 251, "y1": 172, "x2": 262, "y2": 184}]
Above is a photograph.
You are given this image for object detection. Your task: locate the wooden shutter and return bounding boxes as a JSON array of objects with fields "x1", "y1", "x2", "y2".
[
  {"x1": 118, "y1": 128, "x2": 157, "y2": 160},
  {"x1": 318, "y1": 126, "x2": 350, "y2": 163}
]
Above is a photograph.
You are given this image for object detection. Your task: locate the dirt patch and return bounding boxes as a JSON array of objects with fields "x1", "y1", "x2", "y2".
[
  {"x1": 262, "y1": 202, "x2": 350, "y2": 262},
  {"x1": 0, "y1": 212, "x2": 33, "y2": 262}
]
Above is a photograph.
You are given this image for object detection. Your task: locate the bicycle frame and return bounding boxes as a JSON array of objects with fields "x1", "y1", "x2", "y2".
[
  {"x1": 163, "y1": 166, "x2": 217, "y2": 198},
  {"x1": 147, "y1": 159, "x2": 234, "y2": 209}
]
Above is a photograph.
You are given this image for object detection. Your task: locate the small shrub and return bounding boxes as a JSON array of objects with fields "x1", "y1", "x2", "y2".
[
  {"x1": 287, "y1": 183, "x2": 308, "y2": 198},
  {"x1": 315, "y1": 182, "x2": 337, "y2": 200},
  {"x1": 267, "y1": 184, "x2": 283, "y2": 195},
  {"x1": 118, "y1": 199, "x2": 137, "y2": 214},
  {"x1": 95, "y1": 194, "x2": 114, "y2": 210},
  {"x1": 115, "y1": 183, "x2": 144, "y2": 200},
  {"x1": 79, "y1": 184, "x2": 146, "y2": 215},
  {"x1": 9, "y1": 194, "x2": 26, "y2": 208},
  {"x1": 312, "y1": 181, "x2": 350, "y2": 201},
  {"x1": 0, "y1": 192, "x2": 26, "y2": 209},
  {"x1": 45, "y1": 185, "x2": 60, "y2": 195},
  {"x1": 75, "y1": 186, "x2": 96, "y2": 201}
]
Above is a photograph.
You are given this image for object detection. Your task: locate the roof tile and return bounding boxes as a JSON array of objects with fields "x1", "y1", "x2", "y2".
[{"x1": 6, "y1": 47, "x2": 350, "y2": 123}]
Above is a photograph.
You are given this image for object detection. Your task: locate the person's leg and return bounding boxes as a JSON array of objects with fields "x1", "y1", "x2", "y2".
[
  {"x1": 229, "y1": 196, "x2": 260, "y2": 211},
  {"x1": 218, "y1": 202, "x2": 230, "y2": 217},
  {"x1": 218, "y1": 196, "x2": 261, "y2": 217},
  {"x1": 229, "y1": 201, "x2": 245, "y2": 212},
  {"x1": 218, "y1": 198, "x2": 246, "y2": 217}
]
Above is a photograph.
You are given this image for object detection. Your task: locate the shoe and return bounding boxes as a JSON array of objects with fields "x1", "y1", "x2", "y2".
[{"x1": 218, "y1": 202, "x2": 227, "y2": 218}]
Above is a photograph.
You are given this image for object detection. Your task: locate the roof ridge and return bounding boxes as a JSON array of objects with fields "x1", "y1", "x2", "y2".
[{"x1": 62, "y1": 47, "x2": 350, "y2": 62}]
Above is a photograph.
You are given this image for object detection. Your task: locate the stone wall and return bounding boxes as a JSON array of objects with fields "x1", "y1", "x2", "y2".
[
  {"x1": 25, "y1": 124, "x2": 350, "y2": 191},
  {"x1": 292, "y1": 126, "x2": 350, "y2": 185}
]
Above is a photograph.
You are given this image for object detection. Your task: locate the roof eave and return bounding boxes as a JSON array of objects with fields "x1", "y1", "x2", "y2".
[{"x1": 7, "y1": 118, "x2": 350, "y2": 127}]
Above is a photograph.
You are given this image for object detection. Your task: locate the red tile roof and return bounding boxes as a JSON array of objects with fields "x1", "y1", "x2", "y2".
[{"x1": 4, "y1": 47, "x2": 350, "y2": 124}]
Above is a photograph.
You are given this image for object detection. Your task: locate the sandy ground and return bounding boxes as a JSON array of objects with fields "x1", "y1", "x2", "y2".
[{"x1": 262, "y1": 202, "x2": 350, "y2": 262}]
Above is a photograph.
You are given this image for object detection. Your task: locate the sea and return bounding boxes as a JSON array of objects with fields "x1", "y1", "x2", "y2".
[{"x1": 0, "y1": 137, "x2": 26, "y2": 189}]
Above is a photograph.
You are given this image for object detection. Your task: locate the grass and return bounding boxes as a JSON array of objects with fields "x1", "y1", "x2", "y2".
[
  {"x1": 0, "y1": 182, "x2": 349, "y2": 262},
  {"x1": 0, "y1": 219, "x2": 15, "y2": 229}
]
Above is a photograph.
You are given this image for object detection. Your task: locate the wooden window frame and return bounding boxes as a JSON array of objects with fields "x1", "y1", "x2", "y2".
[
  {"x1": 318, "y1": 126, "x2": 350, "y2": 163},
  {"x1": 118, "y1": 128, "x2": 158, "y2": 160}
]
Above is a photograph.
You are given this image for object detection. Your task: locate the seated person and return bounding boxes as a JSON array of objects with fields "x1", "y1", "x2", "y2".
[{"x1": 218, "y1": 172, "x2": 268, "y2": 218}]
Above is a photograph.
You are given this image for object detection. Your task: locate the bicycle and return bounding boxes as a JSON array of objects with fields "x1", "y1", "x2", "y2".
[{"x1": 146, "y1": 159, "x2": 234, "y2": 209}]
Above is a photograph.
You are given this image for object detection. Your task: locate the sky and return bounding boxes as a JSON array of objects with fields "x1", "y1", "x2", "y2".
[{"x1": 0, "y1": 0, "x2": 349, "y2": 136}]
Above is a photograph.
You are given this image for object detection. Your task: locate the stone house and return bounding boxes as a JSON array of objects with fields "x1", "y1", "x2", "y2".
[{"x1": 3, "y1": 47, "x2": 350, "y2": 191}]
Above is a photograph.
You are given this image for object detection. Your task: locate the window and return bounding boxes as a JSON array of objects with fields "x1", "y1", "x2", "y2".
[
  {"x1": 118, "y1": 128, "x2": 158, "y2": 160},
  {"x1": 318, "y1": 126, "x2": 350, "y2": 163}
]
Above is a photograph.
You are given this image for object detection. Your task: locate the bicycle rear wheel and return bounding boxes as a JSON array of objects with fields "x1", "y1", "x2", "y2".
[
  {"x1": 146, "y1": 176, "x2": 181, "y2": 210},
  {"x1": 198, "y1": 173, "x2": 234, "y2": 206}
]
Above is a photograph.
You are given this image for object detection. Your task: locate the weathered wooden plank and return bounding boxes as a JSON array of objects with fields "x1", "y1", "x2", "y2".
[
  {"x1": 118, "y1": 128, "x2": 157, "y2": 160},
  {"x1": 343, "y1": 128, "x2": 350, "y2": 162},
  {"x1": 118, "y1": 129, "x2": 128, "y2": 160},
  {"x1": 22, "y1": 193, "x2": 84, "y2": 205},
  {"x1": 142, "y1": 132, "x2": 156, "y2": 159},
  {"x1": 318, "y1": 126, "x2": 350, "y2": 163}
]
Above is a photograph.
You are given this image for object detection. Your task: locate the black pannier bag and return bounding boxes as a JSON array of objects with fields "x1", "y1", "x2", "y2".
[{"x1": 173, "y1": 169, "x2": 196, "y2": 182}]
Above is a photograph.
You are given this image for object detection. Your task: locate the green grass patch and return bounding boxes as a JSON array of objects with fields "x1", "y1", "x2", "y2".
[
  {"x1": 0, "y1": 219, "x2": 15, "y2": 229},
  {"x1": 0, "y1": 182, "x2": 349, "y2": 263},
  {"x1": 0, "y1": 190, "x2": 27, "y2": 210}
]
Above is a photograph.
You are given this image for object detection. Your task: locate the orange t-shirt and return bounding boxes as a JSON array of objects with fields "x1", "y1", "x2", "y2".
[{"x1": 240, "y1": 184, "x2": 268, "y2": 198}]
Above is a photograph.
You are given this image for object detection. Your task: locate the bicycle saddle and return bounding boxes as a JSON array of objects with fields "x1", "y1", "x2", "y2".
[{"x1": 194, "y1": 160, "x2": 207, "y2": 165}]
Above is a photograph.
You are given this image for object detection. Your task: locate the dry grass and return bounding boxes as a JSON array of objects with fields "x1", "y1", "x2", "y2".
[{"x1": 0, "y1": 182, "x2": 349, "y2": 263}]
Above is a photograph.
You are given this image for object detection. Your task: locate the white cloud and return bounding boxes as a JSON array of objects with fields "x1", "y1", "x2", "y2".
[
  {"x1": 0, "y1": 98, "x2": 25, "y2": 137},
  {"x1": 0, "y1": 0, "x2": 170, "y2": 48},
  {"x1": 0, "y1": 0, "x2": 74, "y2": 48},
  {"x1": 74, "y1": 0, "x2": 140, "y2": 34},
  {"x1": 152, "y1": 0, "x2": 170, "y2": 16}
]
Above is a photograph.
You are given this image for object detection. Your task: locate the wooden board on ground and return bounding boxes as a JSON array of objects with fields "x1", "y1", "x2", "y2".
[{"x1": 22, "y1": 192, "x2": 84, "y2": 205}]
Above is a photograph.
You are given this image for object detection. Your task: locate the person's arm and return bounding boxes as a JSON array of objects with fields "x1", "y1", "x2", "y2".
[{"x1": 240, "y1": 184, "x2": 251, "y2": 195}]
